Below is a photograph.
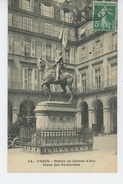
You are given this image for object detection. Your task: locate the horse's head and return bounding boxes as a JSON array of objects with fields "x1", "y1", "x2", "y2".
[{"x1": 37, "y1": 57, "x2": 46, "y2": 71}]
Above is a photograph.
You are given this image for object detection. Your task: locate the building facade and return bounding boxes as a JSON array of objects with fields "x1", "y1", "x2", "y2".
[{"x1": 8, "y1": 0, "x2": 117, "y2": 134}]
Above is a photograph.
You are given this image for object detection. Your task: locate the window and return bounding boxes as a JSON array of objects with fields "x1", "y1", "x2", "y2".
[
  {"x1": 23, "y1": 17, "x2": 32, "y2": 31},
  {"x1": 21, "y1": 0, "x2": 34, "y2": 12},
  {"x1": 40, "y1": 3, "x2": 54, "y2": 18},
  {"x1": 70, "y1": 48, "x2": 74, "y2": 64},
  {"x1": 78, "y1": 46, "x2": 87, "y2": 63},
  {"x1": 32, "y1": 69, "x2": 38, "y2": 90},
  {"x1": 46, "y1": 44, "x2": 52, "y2": 60},
  {"x1": 94, "y1": 39, "x2": 103, "y2": 57},
  {"x1": 77, "y1": 74, "x2": 81, "y2": 92},
  {"x1": 82, "y1": 47, "x2": 86, "y2": 62},
  {"x1": 81, "y1": 73, "x2": 86, "y2": 92},
  {"x1": 8, "y1": 0, "x2": 11, "y2": 6},
  {"x1": 65, "y1": 50, "x2": 70, "y2": 63},
  {"x1": 45, "y1": 23, "x2": 53, "y2": 36},
  {"x1": 20, "y1": 38, "x2": 35, "y2": 57},
  {"x1": 22, "y1": 68, "x2": 38, "y2": 90},
  {"x1": 95, "y1": 68, "x2": 101, "y2": 89},
  {"x1": 8, "y1": 35, "x2": 13, "y2": 53},
  {"x1": 111, "y1": 64, "x2": 117, "y2": 86},
  {"x1": 8, "y1": 13, "x2": 12, "y2": 26},
  {"x1": 60, "y1": 10, "x2": 71, "y2": 23}
]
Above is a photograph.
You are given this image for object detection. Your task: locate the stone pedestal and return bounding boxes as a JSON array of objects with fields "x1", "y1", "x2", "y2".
[{"x1": 34, "y1": 101, "x2": 77, "y2": 130}]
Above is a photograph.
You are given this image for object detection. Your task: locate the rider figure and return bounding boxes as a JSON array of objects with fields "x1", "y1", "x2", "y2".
[{"x1": 54, "y1": 50, "x2": 64, "y2": 82}]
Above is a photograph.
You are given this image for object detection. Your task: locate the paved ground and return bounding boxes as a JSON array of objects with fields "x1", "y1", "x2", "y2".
[{"x1": 8, "y1": 134, "x2": 117, "y2": 173}]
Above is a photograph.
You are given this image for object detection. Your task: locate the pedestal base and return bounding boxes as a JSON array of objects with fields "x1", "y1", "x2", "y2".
[{"x1": 34, "y1": 101, "x2": 77, "y2": 130}]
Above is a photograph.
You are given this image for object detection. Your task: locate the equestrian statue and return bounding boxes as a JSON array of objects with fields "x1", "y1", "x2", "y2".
[{"x1": 38, "y1": 50, "x2": 74, "y2": 102}]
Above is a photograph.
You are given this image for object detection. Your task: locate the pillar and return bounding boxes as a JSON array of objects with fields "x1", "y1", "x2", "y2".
[
  {"x1": 76, "y1": 110, "x2": 81, "y2": 128},
  {"x1": 12, "y1": 108, "x2": 19, "y2": 123},
  {"x1": 103, "y1": 107, "x2": 110, "y2": 134},
  {"x1": 88, "y1": 108, "x2": 95, "y2": 129}
]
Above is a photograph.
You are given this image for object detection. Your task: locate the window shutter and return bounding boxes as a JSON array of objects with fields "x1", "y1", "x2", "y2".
[
  {"x1": 40, "y1": 3, "x2": 43, "y2": 15},
  {"x1": 19, "y1": 0, "x2": 22, "y2": 8},
  {"x1": 42, "y1": 42, "x2": 46, "y2": 58},
  {"x1": 23, "y1": 68, "x2": 28, "y2": 90},
  {"x1": 40, "y1": 21, "x2": 44, "y2": 34},
  {"x1": 23, "y1": 17, "x2": 27, "y2": 30},
  {"x1": 30, "y1": 0, "x2": 34, "y2": 12},
  {"x1": 60, "y1": 10, "x2": 64, "y2": 21},
  {"x1": 86, "y1": 71, "x2": 89, "y2": 90},
  {"x1": 107, "y1": 65, "x2": 109, "y2": 87},
  {"x1": 8, "y1": 13, "x2": 12, "y2": 26},
  {"x1": 45, "y1": 23, "x2": 49, "y2": 35},
  {"x1": 54, "y1": 26, "x2": 60, "y2": 37},
  {"x1": 32, "y1": 69, "x2": 38, "y2": 90},
  {"x1": 101, "y1": 67, "x2": 104, "y2": 87},
  {"x1": 50, "y1": 24, "x2": 53, "y2": 36},
  {"x1": 51, "y1": 6, "x2": 54, "y2": 18},
  {"x1": 8, "y1": 35, "x2": 12, "y2": 53},
  {"x1": 70, "y1": 48, "x2": 74, "y2": 64},
  {"x1": 28, "y1": 19, "x2": 32, "y2": 31},
  {"x1": 78, "y1": 47, "x2": 81, "y2": 63},
  {"x1": 52, "y1": 44, "x2": 56, "y2": 60},
  {"x1": 31, "y1": 40, "x2": 35, "y2": 57},
  {"x1": 91, "y1": 70, "x2": 94, "y2": 90},
  {"x1": 14, "y1": 39, "x2": 19, "y2": 55},
  {"x1": 20, "y1": 38, "x2": 24, "y2": 55},
  {"x1": 77, "y1": 74, "x2": 81, "y2": 92},
  {"x1": 85, "y1": 45, "x2": 88, "y2": 61},
  {"x1": 37, "y1": 45, "x2": 42, "y2": 59},
  {"x1": 69, "y1": 12, "x2": 71, "y2": 23}
]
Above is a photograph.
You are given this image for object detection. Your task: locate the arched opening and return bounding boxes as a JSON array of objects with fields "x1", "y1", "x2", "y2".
[
  {"x1": 109, "y1": 97, "x2": 117, "y2": 133},
  {"x1": 94, "y1": 100, "x2": 103, "y2": 133},
  {"x1": 8, "y1": 100, "x2": 13, "y2": 126},
  {"x1": 19, "y1": 100, "x2": 35, "y2": 117},
  {"x1": 81, "y1": 102, "x2": 89, "y2": 129}
]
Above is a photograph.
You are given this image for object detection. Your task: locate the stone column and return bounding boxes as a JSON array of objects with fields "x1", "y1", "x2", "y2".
[
  {"x1": 88, "y1": 109, "x2": 95, "y2": 129},
  {"x1": 103, "y1": 107, "x2": 110, "y2": 134},
  {"x1": 12, "y1": 108, "x2": 19, "y2": 123},
  {"x1": 76, "y1": 110, "x2": 81, "y2": 128}
]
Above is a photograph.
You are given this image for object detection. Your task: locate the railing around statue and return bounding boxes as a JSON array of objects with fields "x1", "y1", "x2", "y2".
[{"x1": 20, "y1": 128, "x2": 94, "y2": 154}]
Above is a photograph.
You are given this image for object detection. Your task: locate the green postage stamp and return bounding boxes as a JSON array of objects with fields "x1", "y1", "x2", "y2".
[{"x1": 93, "y1": 1, "x2": 117, "y2": 31}]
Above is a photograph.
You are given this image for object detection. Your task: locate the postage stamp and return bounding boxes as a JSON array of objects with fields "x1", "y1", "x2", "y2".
[{"x1": 93, "y1": 1, "x2": 117, "y2": 31}]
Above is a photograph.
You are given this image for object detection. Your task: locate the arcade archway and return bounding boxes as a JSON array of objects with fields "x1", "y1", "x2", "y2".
[
  {"x1": 19, "y1": 100, "x2": 35, "y2": 117},
  {"x1": 94, "y1": 100, "x2": 103, "y2": 133},
  {"x1": 109, "y1": 97, "x2": 117, "y2": 133},
  {"x1": 81, "y1": 102, "x2": 89, "y2": 129}
]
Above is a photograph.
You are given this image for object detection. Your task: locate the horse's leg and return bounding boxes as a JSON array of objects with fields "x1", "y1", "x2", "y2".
[
  {"x1": 67, "y1": 83, "x2": 74, "y2": 102},
  {"x1": 46, "y1": 83, "x2": 52, "y2": 101},
  {"x1": 60, "y1": 83, "x2": 67, "y2": 94},
  {"x1": 41, "y1": 80, "x2": 47, "y2": 90},
  {"x1": 41, "y1": 81, "x2": 52, "y2": 101}
]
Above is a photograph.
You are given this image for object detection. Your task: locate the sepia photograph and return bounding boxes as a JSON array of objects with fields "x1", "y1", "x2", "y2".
[{"x1": 7, "y1": 0, "x2": 118, "y2": 174}]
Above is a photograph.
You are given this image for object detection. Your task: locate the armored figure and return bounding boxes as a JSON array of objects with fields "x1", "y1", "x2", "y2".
[{"x1": 54, "y1": 50, "x2": 64, "y2": 82}]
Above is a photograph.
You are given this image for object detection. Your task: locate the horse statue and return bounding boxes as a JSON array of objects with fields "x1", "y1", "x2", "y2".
[{"x1": 38, "y1": 58, "x2": 74, "y2": 102}]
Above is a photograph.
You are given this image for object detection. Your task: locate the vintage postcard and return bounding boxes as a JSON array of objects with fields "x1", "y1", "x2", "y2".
[{"x1": 8, "y1": 0, "x2": 118, "y2": 173}]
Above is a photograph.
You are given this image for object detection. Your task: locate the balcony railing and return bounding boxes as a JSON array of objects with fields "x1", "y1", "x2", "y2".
[
  {"x1": 8, "y1": 81, "x2": 63, "y2": 93},
  {"x1": 8, "y1": 19, "x2": 76, "y2": 41},
  {"x1": 8, "y1": 78, "x2": 117, "y2": 94},
  {"x1": 77, "y1": 78, "x2": 117, "y2": 93}
]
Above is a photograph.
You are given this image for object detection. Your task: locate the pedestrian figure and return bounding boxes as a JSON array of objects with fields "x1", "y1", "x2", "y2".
[{"x1": 97, "y1": 4, "x2": 113, "y2": 29}]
